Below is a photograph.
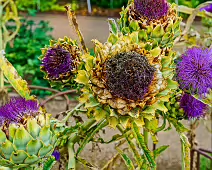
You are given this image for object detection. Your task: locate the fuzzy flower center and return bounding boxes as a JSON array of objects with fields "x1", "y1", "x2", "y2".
[
  {"x1": 0, "y1": 97, "x2": 40, "y2": 126},
  {"x1": 176, "y1": 47, "x2": 212, "y2": 95},
  {"x1": 134, "y1": 0, "x2": 169, "y2": 20},
  {"x1": 180, "y1": 93, "x2": 207, "y2": 119},
  {"x1": 42, "y1": 46, "x2": 73, "y2": 79},
  {"x1": 105, "y1": 52, "x2": 155, "y2": 101}
]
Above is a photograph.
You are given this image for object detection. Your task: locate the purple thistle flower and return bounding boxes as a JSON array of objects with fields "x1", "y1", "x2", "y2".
[
  {"x1": 134, "y1": 0, "x2": 169, "y2": 20},
  {"x1": 180, "y1": 93, "x2": 207, "y2": 119},
  {"x1": 52, "y1": 150, "x2": 60, "y2": 161},
  {"x1": 200, "y1": 4, "x2": 212, "y2": 13},
  {"x1": 41, "y1": 46, "x2": 73, "y2": 80},
  {"x1": 176, "y1": 47, "x2": 212, "y2": 96},
  {"x1": 0, "y1": 97, "x2": 39, "y2": 125}
]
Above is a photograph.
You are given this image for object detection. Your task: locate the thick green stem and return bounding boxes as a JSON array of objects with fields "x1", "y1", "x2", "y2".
[
  {"x1": 62, "y1": 103, "x2": 83, "y2": 123},
  {"x1": 69, "y1": 118, "x2": 96, "y2": 144},
  {"x1": 143, "y1": 118, "x2": 149, "y2": 145},
  {"x1": 68, "y1": 141, "x2": 76, "y2": 170}
]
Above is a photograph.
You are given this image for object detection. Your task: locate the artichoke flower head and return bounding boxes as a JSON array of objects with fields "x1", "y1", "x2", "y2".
[
  {"x1": 118, "y1": 0, "x2": 182, "y2": 50},
  {"x1": 40, "y1": 37, "x2": 81, "y2": 88},
  {"x1": 0, "y1": 97, "x2": 57, "y2": 169},
  {"x1": 76, "y1": 32, "x2": 179, "y2": 128}
]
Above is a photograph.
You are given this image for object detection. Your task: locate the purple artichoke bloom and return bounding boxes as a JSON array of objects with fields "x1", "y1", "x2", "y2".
[
  {"x1": 180, "y1": 93, "x2": 207, "y2": 119},
  {"x1": 176, "y1": 47, "x2": 212, "y2": 96},
  {"x1": 52, "y1": 150, "x2": 60, "y2": 161},
  {"x1": 0, "y1": 97, "x2": 39, "y2": 125},
  {"x1": 134, "y1": 0, "x2": 169, "y2": 20},
  {"x1": 41, "y1": 46, "x2": 73, "y2": 80},
  {"x1": 105, "y1": 52, "x2": 155, "y2": 101},
  {"x1": 200, "y1": 4, "x2": 212, "y2": 13}
]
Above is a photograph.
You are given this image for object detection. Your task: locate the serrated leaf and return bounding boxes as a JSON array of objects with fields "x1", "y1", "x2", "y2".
[
  {"x1": 129, "y1": 21, "x2": 140, "y2": 31},
  {"x1": 108, "y1": 34, "x2": 118, "y2": 45},
  {"x1": 76, "y1": 156, "x2": 98, "y2": 169},
  {"x1": 93, "y1": 107, "x2": 107, "y2": 121},
  {"x1": 150, "y1": 47, "x2": 161, "y2": 57},
  {"x1": 167, "y1": 79, "x2": 179, "y2": 90},
  {"x1": 132, "y1": 122, "x2": 156, "y2": 168},
  {"x1": 153, "y1": 101, "x2": 168, "y2": 112},
  {"x1": 0, "y1": 52, "x2": 33, "y2": 100},
  {"x1": 75, "y1": 70, "x2": 89, "y2": 85},
  {"x1": 121, "y1": 27, "x2": 130, "y2": 34},
  {"x1": 85, "y1": 95, "x2": 99, "y2": 108},
  {"x1": 180, "y1": 134, "x2": 190, "y2": 170},
  {"x1": 108, "y1": 117, "x2": 119, "y2": 129},
  {"x1": 116, "y1": 148, "x2": 135, "y2": 170},
  {"x1": 130, "y1": 32, "x2": 139, "y2": 44},
  {"x1": 138, "y1": 30, "x2": 148, "y2": 41},
  {"x1": 152, "y1": 25, "x2": 164, "y2": 38},
  {"x1": 43, "y1": 157, "x2": 56, "y2": 170},
  {"x1": 153, "y1": 145, "x2": 169, "y2": 158},
  {"x1": 83, "y1": 54, "x2": 94, "y2": 71},
  {"x1": 108, "y1": 18, "x2": 119, "y2": 35}
]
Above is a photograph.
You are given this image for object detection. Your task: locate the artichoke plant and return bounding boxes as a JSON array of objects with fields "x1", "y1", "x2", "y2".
[
  {"x1": 0, "y1": 97, "x2": 58, "y2": 169},
  {"x1": 40, "y1": 37, "x2": 81, "y2": 88},
  {"x1": 75, "y1": 32, "x2": 179, "y2": 128},
  {"x1": 117, "y1": 0, "x2": 182, "y2": 51}
]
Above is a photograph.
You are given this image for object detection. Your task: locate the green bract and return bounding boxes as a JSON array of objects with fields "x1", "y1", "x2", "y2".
[{"x1": 0, "y1": 114, "x2": 58, "y2": 169}]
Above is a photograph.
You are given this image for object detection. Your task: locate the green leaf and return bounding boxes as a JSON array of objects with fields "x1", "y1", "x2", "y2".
[
  {"x1": 0, "y1": 52, "x2": 33, "y2": 100},
  {"x1": 153, "y1": 101, "x2": 168, "y2": 113},
  {"x1": 108, "y1": 18, "x2": 119, "y2": 35},
  {"x1": 75, "y1": 70, "x2": 89, "y2": 85},
  {"x1": 108, "y1": 34, "x2": 118, "y2": 45},
  {"x1": 129, "y1": 21, "x2": 140, "y2": 31},
  {"x1": 153, "y1": 145, "x2": 169, "y2": 158},
  {"x1": 152, "y1": 25, "x2": 164, "y2": 38},
  {"x1": 132, "y1": 122, "x2": 156, "y2": 168},
  {"x1": 169, "y1": 118, "x2": 189, "y2": 133},
  {"x1": 76, "y1": 156, "x2": 98, "y2": 169},
  {"x1": 180, "y1": 134, "x2": 190, "y2": 170},
  {"x1": 85, "y1": 95, "x2": 99, "y2": 108},
  {"x1": 116, "y1": 148, "x2": 135, "y2": 170},
  {"x1": 150, "y1": 47, "x2": 161, "y2": 57},
  {"x1": 167, "y1": 79, "x2": 179, "y2": 90},
  {"x1": 43, "y1": 157, "x2": 56, "y2": 170},
  {"x1": 93, "y1": 107, "x2": 107, "y2": 121}
]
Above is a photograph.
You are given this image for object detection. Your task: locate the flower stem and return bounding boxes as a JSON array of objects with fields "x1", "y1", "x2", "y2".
[
  {"x1": 0, "y1": 4, "x2": 4, "y2": 89},
  {"x1": 62, "y1": 103, "x2": 83, "y2": 123},
  {"x1": 65, "y1": 5, "x2": 88, "y2": 54},
  {"x1": 144, "y1": 118, "x2": 149, "y2": 145}
]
